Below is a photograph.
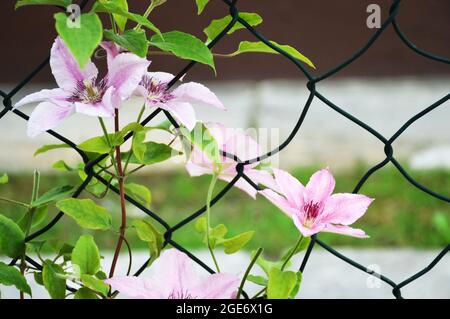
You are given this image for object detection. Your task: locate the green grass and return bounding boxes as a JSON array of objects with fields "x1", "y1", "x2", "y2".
[{"x1": 1, "y1": 164, "x2": 449, "y2": 257}]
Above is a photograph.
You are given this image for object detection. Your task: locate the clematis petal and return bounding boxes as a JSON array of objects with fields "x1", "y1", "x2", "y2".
[
  {"x1": 75, "y1": 102, "x2": 115, "y2": 117},
  {"x1": 221, "y1": 129, "x2": 260, "y2": 163},
  {"x1": 160, "y1": 101, "x2": 196, "y2": 131},
  {"x1": 100, "y1": 41, "x2": 121, "y2": 65},
  {"x1": 259, "y1": 189, "x2": 297, "y2": 217},
  {"x1": 107, "y1": 53, "x2": 150, "y2": 105},
  {"x1": 185, "y1": 160, "x2": 213, "y2": 177},
  {"x1": 322, "y1": 193, "x2": 374, "y2": 225},
  {"x1": 292, "y1": 214, "x2": 325, "y2": 237},
  {"x1": 146, "y1": 249, "x2": 199, "y2": 297},
  {"x1": 173, "y1": 82, "x2": 226, "y2": 110},
  {"x1": 14, "y1": 88, "x2": 69, "y2": 109},
  {"x1": 105, "y1": 276, "x2": 161, "y2": 299},
  {"x1": 204, "y1": 122, "x2": 227, "y2": 148},
  {"x1": 74, "y1": 87, "x2": 115, "y2": 117},
  {"x1": 50, "y1": 37, "x2": 98, "y2": 91},
  {"x1": 220, "y1": 174, "x2": 258, "y2": 198},
  {"x1": 245, "y1": 169, "x2": 279, "y2": 193},
  {"x1": 27, "y1": 101, "x2": 74, "y2": 137},
  {"x1": 193, "y1": 273, "x2": 240, "y2": 299},
  {"x1": 305, "y1": 168, "x2": 335, "y2": 205},
  {"x1": 322, "y1": 224, "x2": 369, "y2": 238},
  {"x1": 273, "y1": 169, "x2": 305, "y2": 208},
  {"x1": 147, "y1": 72, "x2": 176, "y2": 84}
]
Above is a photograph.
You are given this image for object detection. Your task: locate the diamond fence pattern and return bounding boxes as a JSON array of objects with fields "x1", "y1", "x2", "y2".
[{"x1": 1, "y1": 0, "x2": 449, "y2": 299}]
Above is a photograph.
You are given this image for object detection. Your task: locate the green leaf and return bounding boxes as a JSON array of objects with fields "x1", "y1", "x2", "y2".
[
  {"x1": 92, "y1": 1, "x2": 161, "y2": 35},
  {"x1": 204, "y1": 12, "x2": 263, "y2": 42},
  {"x1": 52, "y1": 160, "x2": 75, "y2": 172},
  {"x1": 267, "y1": 268, "x2": 297, "y2": 299},
  {"x1": 32, "y1": 185, "x2": 74, "y2": 207},
  {"x1": 0, "y1": 215, "x2": 25, "y2": 258},
  {"x1": 195, "y1": 0, "x2": 209, "y2": 15},
  {"x1": 43, "y1": 260, "x2": 66, "y2": 299},
  {"x1": 133, "y1": 220, "x2": 164, "y2": 264},
  {"x1": 432, "y1": 212, "x2": 450, "y2": 241},
  {"x1": 219, "y1": 231, "x2": 254, "y2": 254},
  {"x1": 247, "y1": 274, "x2": 267, "y2": 286},
  {"x1": 111, "y1": 0, "x2": 128, "y2": 31},
  {"x1": 56, "y1": 198, "x2": 112, "y2": 230},
  {"x1": 149, "y1": 31, "x2": 215, "y2": 71},
  {"x1": 58, "y1": 243, "x2": 74, "y2": 262},
  {"x1": 81, "y1": 274, "x2": 109, "y2": 297},
  {"x1": 131, "y1": 127, "x2": 147, "y2": 163},
  {"x1": 0, "y1": 173, "x2": 9, "y2": 184},
  {"x1": 150, "y1": 0, "x2": 167, "y2": 9},
  {"x1": 123, "y1": 142, "x2": 180, "y2": 165},
  {"x1": 18, "y1": 205, "x2": 49, "y2": 230},
  {"x1": 72, "y1": 234, "x2": 101, "y2": 275},
  {"x1": 231, "y1": 41, "x2": 315, "y2": 69},
  {"x1": 74, "y1": 287, "x2": 99, "y2": 299},
  {"x1": 195, "y1": 217, "x2": 207, "y2": 234},
  {"x1": 34, "y1": 143, "x2": 71, "y2": 156},
  {"x1": 54, "y1": 12, "x2": 103, "y2": 68},
  {"x1": 0, "y1": 262, "x2": 31, "y2": 295},
  {"x1": 289, "y1": 272, "x2": 302, "y2": 299},
  {"x1": 125, "y1": 183, "x2": 152, "y2": 208},
  {"x1": 281, "y1": 237, "x2": 311, "y2": 262},
  {"x1": 180, "y1": 122, "x2": 221, "y2": 170},
  {"x1": 104, "y1": 29, "x2": 148, "y2": 58},
  {"x1": 95, "y1": 271, "x2": 107, "y2": 280},
  {"x1": 206, "y1": 224, "x2": 228, "y2": 248},
  {"x1": 78, "y1": 133, "x2": 123, "y2": 154},
  {"x1": 254, "y1": 252, "x2": 285, "y2": 276},
  {"x1": 15, "y1": 0, "x2": 71, "y2": 9},
  {"x1": 34, "y1": 272, "x2": 44, "y2": 286}
]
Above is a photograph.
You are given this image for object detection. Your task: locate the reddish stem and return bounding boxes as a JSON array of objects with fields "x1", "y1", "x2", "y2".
[{"x1": 108, "y1": 109, "x2": 127, "y2": 283}]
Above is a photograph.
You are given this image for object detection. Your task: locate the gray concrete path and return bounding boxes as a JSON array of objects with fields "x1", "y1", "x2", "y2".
[
  {"x1": 1, "y1": 77, "x2": 449, "y2": 172},
  {"x1": 2, "y1": 248, "x2": 449, "y2": 299}
]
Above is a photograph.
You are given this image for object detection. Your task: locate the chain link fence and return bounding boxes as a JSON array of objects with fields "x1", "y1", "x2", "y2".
[{"x1": 1, "y1": 0, "x2": 449, "y2": 299}]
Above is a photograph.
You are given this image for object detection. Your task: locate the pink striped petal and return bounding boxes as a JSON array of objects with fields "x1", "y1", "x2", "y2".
[
  {"x1": 160, "y1": 101, "x2": 196, "y2": 131},
  {"x1": 246, "y1": 169, "x2": 279, "y2": 193},
  {"x1": 173, "y1": 82, "x2": 225, "y2": 110},
  {"x1": 292, "y1": 214, "x2": 325, "y2": 237},
  {"x1": 14, "y1": 88, "x2": 68, "y2": 109},
  {"x1": 147, "y1": 72, "x2": 176, "y2": 84},
  {"x1": 193, "y1": 273, "x2": 240, "y2": 299},
  {"x1": 305, "y1": 168, "x2": 335, "y2": 205},
  {"x1": 273, "y1": 169, "x2": 305, "y2": 209},
  {"x1": 322, "y1": 224, "x2": 369, "y2": 238},
  {"x1": 107, "y1": 53, "x2": 150, "y2": 105},
  {"x1": 105, "y1": 276, "x2": 161, "y2": 299},
  {"x1": 50, "y1": 37, "x2": 98, "y2": 91},
  {"x1": 322, "y1": 193, "x2": 374, "y2": 225},
  {"x1": 27, "y1": 101, "x2": 74, "y2": 137},
  {"x1": 259, "y1": 189, "x2": 297, "y2": 217}
]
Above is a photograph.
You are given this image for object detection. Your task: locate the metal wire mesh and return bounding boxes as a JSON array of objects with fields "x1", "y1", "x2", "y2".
[{"x1": 1, "y1": 0, "x2": 449, "y2": 299}]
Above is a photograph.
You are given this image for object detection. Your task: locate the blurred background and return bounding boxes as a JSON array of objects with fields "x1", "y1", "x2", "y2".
[{"x1": 0, "y1": 0, "x2": 449, "y2": 298}]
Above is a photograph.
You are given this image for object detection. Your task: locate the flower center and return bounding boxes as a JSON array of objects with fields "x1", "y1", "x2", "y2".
[
  {"x1": 68, "y1": 78, "x2": 107, "y2": 104},
  {"x1": 168, "y1": 289, "x2": 197, "y2": 299},
  {"x1": 141, "y1": 76, "x2": 173, "y2": 104},
  {"x1": 303, "y1": 201, "x2": 322, "y2": 228}
]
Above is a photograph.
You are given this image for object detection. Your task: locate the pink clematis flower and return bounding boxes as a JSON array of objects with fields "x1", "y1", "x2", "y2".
[
  {"x1": 260, "y1": 168, "x2": 373, "y2": 237},
  {"x1": 106, "y1": 249, "x2": 239, "y2": 299},
  {"x1": 134, "y1": 72, "x2": 226, "y2": 131},
  {"x1": 186, "y1": 122, "x2": 277, "y2": 198},
  {"x1": 14, "y1": 37, "x2": 150, "y2": 137}
]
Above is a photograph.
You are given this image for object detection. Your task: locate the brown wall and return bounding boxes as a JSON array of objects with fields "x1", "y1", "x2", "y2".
[{"x1": 1, "y1": 0, "x2": 449, "y2": 83}]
